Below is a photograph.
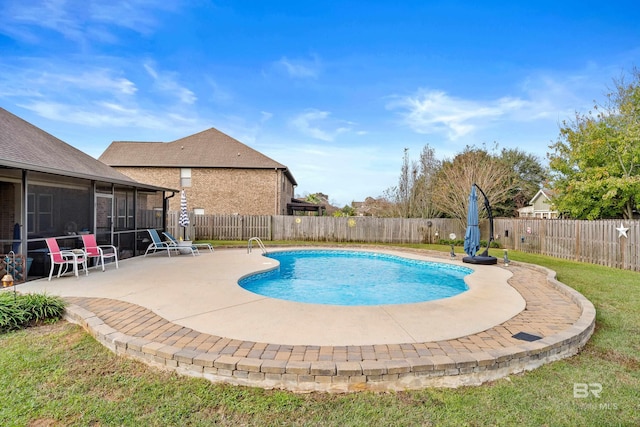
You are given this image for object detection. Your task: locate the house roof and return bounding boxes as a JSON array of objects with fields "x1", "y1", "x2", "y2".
[
  {"x1": 528, "y1": 188, "x2": 554, "y2": 205},
  {"x1": 99, "y1": 127, "x2": 297, "y2": 185},
  {"x1": 0, "y1": 108, "x2": 172, "y2": 191}
]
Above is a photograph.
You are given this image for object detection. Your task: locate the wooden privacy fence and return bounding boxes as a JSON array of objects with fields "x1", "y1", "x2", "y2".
[
  {"x1": 494, "y1": 218, "x2": 640, "y2": 271},
  {"x1": 167, "y1": 212, "x2": 640, "y2": 271},
  {"x1": 167, "y1": 213, "x2": 465, "y2": 243},
  {"x1": 271, "y1": 216, "x2": 466, "y2": 243},
  {"x1": 167, "y1": 213, "x2": 272, "y2": 240}
]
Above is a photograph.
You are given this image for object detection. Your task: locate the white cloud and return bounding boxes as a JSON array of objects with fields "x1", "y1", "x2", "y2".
[
  {"x1": 0, "y1": 64, "x2": 137, "y2": 100},
  {"x1": 87, "y1": 0, "x2": 172, "y2": 33},
  {"x1": 0, "y1": 0, "x2": 176, "y2": 44},
  {"x1": 387, "y1": 90, "x2": 520, "y2": 140},
  {"x1": 275, "y1": 55, "x2": 321, "y2": 79},
  {"x1": 290, "y1": 109, "x2": 358, "y2": 142},
  {"x1": 291, "y1": 110, "x2": 333, "y2": 141},
  {"x1": 260, "y1": 111, "x2": 273, "y2": 123},
  {"x1": 21, "y1": 100, "x2": 200, "y2": 131},
  {"x1": 143, "y1": 63, "x2": 196, "y2": 104},
  {"x1": 385, "y1": 79, "x2": 594, "y2": 142},
  {"x1": 517, "y1": 72, "x2": 600, "y2": 120},
  {"x1": 54, "y1": 70, "x2": 138, "y2": 95}
]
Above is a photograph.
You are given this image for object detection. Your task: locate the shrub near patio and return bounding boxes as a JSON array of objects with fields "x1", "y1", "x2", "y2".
[{"x1": 0, "y1": 292, "x2": 66, "y2": 332}]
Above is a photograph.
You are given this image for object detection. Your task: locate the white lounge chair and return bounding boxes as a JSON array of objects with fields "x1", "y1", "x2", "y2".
[{"x1": 163, "y1": 231, "x2": 213, "y2": 254}]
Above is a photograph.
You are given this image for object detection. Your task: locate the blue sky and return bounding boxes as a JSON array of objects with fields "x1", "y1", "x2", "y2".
[{"x1": 1, "y1": 1, "x2": 639, "y2": 206}]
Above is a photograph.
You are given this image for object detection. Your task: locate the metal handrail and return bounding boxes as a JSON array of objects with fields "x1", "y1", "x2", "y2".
[{"x1": 247, "y1": 237, "x2": 267, "y2": 254}]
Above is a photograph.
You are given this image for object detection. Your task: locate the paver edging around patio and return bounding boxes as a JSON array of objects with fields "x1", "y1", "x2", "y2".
[{"x1": 61, "y1": 261, "x2": 596, "y2": 393}]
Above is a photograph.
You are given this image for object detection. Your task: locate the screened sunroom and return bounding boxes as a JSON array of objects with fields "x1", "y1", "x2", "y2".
[{"x1": 0, "y1": 108, "x2": 176, "y2": 280}]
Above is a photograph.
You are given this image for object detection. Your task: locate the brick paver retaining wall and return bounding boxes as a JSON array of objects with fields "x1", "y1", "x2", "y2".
[{"x1": 63, "y1": 260, "x2": 595, "y2": 392}]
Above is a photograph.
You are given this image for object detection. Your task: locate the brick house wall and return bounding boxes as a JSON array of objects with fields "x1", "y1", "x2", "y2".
[{"x1": 115, "y1": 167, "x2": 294, "y2": 215}]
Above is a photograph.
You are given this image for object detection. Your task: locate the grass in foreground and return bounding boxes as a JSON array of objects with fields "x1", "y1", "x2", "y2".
[{"x1": 1, "y1": 245, "x2": 639, "y2": 426}]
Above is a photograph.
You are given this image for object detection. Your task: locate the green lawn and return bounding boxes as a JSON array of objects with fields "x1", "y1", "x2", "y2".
[{"x1": 1, "y1": 244, "x2": 639, "y2": 426}]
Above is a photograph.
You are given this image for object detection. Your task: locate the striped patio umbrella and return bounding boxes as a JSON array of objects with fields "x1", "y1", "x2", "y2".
[{"x1": 179, "y1": 189, "x2": 190, "y2": 239}]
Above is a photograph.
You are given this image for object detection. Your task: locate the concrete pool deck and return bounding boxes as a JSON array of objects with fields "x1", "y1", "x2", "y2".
[{"x1": 15, "y1": 246, "x2": 596, "y2": 392}]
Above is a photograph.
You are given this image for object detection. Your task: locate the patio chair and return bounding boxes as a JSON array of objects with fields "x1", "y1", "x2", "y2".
[
  {"x1": 163, "y1": 231, "x2": 214, "y2": 253},
  {"x1": 81, "y1": 234, "x2": 119, "y2": 271},
  {"x1": 144, "y1": 229, "x2": 178, "y2": 257},
  {"x1": 45, "y1": 237, "x2": 88, "y2": 280},
  {"x1": 161, "y1": 232, "x2": 198, "y2": 256}
]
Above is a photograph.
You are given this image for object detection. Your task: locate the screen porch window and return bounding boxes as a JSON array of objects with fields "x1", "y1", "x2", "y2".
[{"x1": 27, "y1": 193, "x2": 53, "y2": 233}]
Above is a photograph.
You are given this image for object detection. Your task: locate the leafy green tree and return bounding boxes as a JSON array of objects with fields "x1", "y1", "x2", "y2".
[
  {"x1": 549, "y1": 68, "x2": 640, "y2": 219},
  {"x1": 495, "y1": 148, "x2": 548, "y2": 217},
  {"x1": 333, "y1": 205, "x2": 356, "y2": 217},
  {"x1": 304, "y1": 193, "x2": 324, "y2": 205}
]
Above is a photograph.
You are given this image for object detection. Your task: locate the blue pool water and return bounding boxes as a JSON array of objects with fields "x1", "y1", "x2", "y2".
[{"x1": 238, "y1": 250, "x2": 471, "y2": 306}]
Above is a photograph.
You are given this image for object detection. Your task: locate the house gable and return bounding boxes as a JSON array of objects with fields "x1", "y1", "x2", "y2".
[
  {"x1": 530, "y1": 189, "x2": 553, "y2": 211},
  {"x1": 99, "y1": 127, "x2": 298, "y2": 215},
  {"x1": 518, "y1": 189, "x2": 558, "y2": 219}
]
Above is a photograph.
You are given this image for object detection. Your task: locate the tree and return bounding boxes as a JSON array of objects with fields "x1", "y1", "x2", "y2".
[
  {"x1": 304, "y1": 193, "x2": 325, "y2": 205},
  {"x1": 356, "y1": 196, "x2": 397, "y2": 217},
  {"x1": 384, "y1": 145, "x2": 442, "y2": 218},
  {"x1": 411, "y1": 145, "x2": 442, "y2": 218},
  {"x1": 495, "y1": 148, "x2": 548, "y2": 217},
  {"x1": 430, "y1": 145, "x2": 515, "y2": 228},
  {"x1": 333, "y1": 205, "x2": 356, "y2": 217},
  {"x1": 548, "y1": 68, "x2": 640, "y2": 219}
]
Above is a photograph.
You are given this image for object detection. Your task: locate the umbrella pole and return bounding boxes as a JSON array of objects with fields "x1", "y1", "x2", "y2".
[{"x1": 474, "y1": 184, "x2": 495, "y2": 257}]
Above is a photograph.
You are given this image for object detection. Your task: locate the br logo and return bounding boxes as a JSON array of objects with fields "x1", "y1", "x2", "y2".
[{"x1": 573, "y1": 383, "x2": 602, "y2": 398}]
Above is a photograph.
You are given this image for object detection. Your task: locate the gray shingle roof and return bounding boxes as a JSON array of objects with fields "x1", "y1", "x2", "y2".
[{"x1": 0, "y1": 107, "x2": 169, "y2": 189}]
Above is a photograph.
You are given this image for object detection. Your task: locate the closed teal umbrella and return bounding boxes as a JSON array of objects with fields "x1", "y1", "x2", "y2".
[
  {"x1": 463, "y1": 185, "x2": 480, "y2": 257},
  {"x1": 463, "y1": 184, "x2": 497, "y2": 265}
]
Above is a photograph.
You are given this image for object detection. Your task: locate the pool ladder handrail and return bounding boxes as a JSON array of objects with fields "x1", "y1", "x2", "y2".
[{"x1": 247, "y1": 237, "x2": 267, "y2": 254}]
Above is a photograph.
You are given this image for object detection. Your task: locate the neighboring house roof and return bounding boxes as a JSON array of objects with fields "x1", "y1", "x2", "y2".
[
  {"x1": 0, "y1": 107, "x2": 171, "y2": 191},
  {"x1": 99, "y1": 127, "x2": 297, "y2": 185},
  {"x1": 528, "y1": 188, "x2": 554, "y2": 205}
]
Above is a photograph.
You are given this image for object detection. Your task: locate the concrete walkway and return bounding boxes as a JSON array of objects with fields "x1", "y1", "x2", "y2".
[{"x1": 15, "y1": 246, "x2": 596, "y2": 392}]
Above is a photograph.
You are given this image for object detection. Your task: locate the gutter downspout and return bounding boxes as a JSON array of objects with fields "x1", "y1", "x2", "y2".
[{"x1": 163, "y1": 191, "x2": 176, "y2": 231}]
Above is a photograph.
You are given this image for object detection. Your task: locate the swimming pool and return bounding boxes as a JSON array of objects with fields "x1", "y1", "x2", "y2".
[{"x1": 239, "y1": 250, "x2": 472, "y2": 306}]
